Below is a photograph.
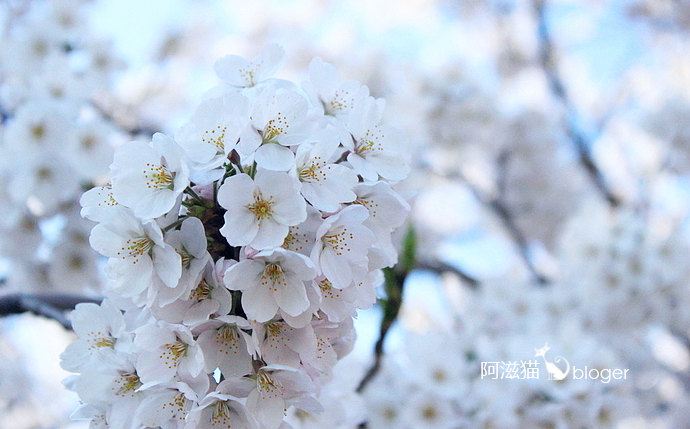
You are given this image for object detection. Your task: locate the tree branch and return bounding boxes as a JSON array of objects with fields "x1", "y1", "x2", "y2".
[
  {"x1": 415, "y1": 260, "x2": 480, "y2": 288},
  {"x1": 89, "y1": 101, "x2": 159, "y2": 137},
  {"x1": 356, "y1": 267, "x2": 406, "y2": 394},
  {"x1": 425, "y1": 167, "x2": 549, "y2": 284},
  {"x1": 489, "y1": 197, "x2": 549, "y2": 284},
  {"x1": 0, "y1": 293, "x2": 100, "y2": 329},
  {"x1": 533, "y1": 0, "x2": 621, "y2": 208}
]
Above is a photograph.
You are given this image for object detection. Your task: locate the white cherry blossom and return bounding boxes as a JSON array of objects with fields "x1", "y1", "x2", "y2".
[
  {"x1": 154, "y1": 216, "x2": 211, "y2": 306},
  {"x1": 214, "y1": 44, "x2": 284, "y2": 88},
  {"x1": 60, "y1": 299, "x2": 129, "y2": 372},
  {"x1": 305, "y1": 57, "x2": 370, "y2": 118},
  {"x1": 195, "y1": 315, "x2": 254, "y2": 378},
  {"x1": 245, "y1": 86, "x2": 313, "y2": 170},
  {"x1": 89, "y1": 211, "x2": 181, "y2": 298},
  {"x1": 176, "y1": 92, "x2": 250, "y2": 169},
  {"x1": 343, "y1": 99, "x2": 409, "y2": 181},
  {"x1": 281, "y1": 205, "x2": 322, "y2": 256},
  {"x1": 111, "y1": 133, "x2": 190, "y2": 220},
  {"x1": 310, "y1": 205, "x2": 375, "y2": 289},
  {"x1": 224, "y1": 248, "x2": 316, "y2": 322},
  {"x1": 186, "y1": 384, "x2": 255, "y2": 429},
  {"x1": 155, "y1": 259, "x2": 232, "y2": 326},
  {"x1": 134, "y1": 322, "x2": 205, "y2": 388},
  {"x1": 62, "y1": 48, "x2": 409, "y2": 429},
  {"x1": 218, "y1": 169, "x2": 306, "y2": 250},
  {"x1": 237, "y1": 365, "x2": 319, "y2": 429},
  {"x1": 294, "y1": 134, "x2": 358, "y2": 212}
]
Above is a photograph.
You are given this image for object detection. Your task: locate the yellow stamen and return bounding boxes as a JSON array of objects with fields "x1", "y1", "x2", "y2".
[
  {"x1": 202, "y1": 125, "x2": 227, "y2": 152},
  {"x1": 247, "y1": 192, "x2": 274, "y2": 220},
  {"x1": 94, "y1": 337, "x2": 115, "y2": 348},
  {"x1": 261, "y1": 263, "x2": 286, "y2": 292},
  {"x1": 322, "y1": 228, "x2": 354, "y2": 256},
  {"x1": 160, "y1": 341, "x2": 188, "y2": 368},
  {"x1": 262, "y1": 112, "x2": 289, "y2": 142},
  {"x1": 120, "y1": 237, "x2": 154, "y2": 260},
  {"x1": 217, "y1": 324, "x2": 239, "y2": 344},
  {"x1": 266, "y1": 322, "x2": 282, "y2": 337},
  {"x1": 190, "y1": 279, "x2": 211, "y2": 301},
  {"x1": 211, "y1": 400, "x2": 233, "y2": 426},
  {"x1": 144, "y1": 162, "x2": 174, "y2": 190},
  {"x1": 117, "y1": 373, "x2": 141, "y2": 396}
]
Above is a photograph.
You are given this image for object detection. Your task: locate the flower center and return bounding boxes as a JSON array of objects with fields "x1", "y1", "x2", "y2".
[
  {"x1": 240, "y1": 67, "x2": 256, "y2": 86},
  {"x1": 261, "y1": 263, "x2": 286, "y2": 292},
  {"x1": 354, "y1": 127, "x2": 384, "y2": 156},
  {"x1": 282, "y1": 231, "x2": 296, "y2": 248},
  {"x1": 81, "y1": 135, "x2": 96, "y2": 150},
  {"x1": 354, "y1": 139, "x2": 377, "y2": 155},
  {"x1": 36, "y1": 166, "x2": 53, "y2": 181},
  {"x1": 144, "y1": 162, "x2": 174, "y2": 190},
  {"x1": 257, "y1": 371, "x2": 282, "y2": 394},
  {"x1": 202, "y1": 125, "x2": 227, "y2": 152},
  {"x1": 262, "y1": 113, "x2": 288, "y2": 142},
  {"x1": 266, "y1": 321, "x2": 282, "y2": 337},
  {"x1": 178, "y1": 247, "x2": 192, "y2": 269},
  {"x1": 211, "y1": 400, "x2": 233, "y2": 426},
  {"x1": 318, "y1": 278, "x2": 341, "y2": 299},
  {"x1": 322, "y1": 227, "x2": 353, "y2": 256},
  {"x1": 298, "y1": 157, "x2": 326, "y2": 182},
  {"x1": 94, "y1": 337, "x2": 115, "y2": 348},
  {"x1": 31, "y1": 123, "x2": 46, "y2": 140},
  {"x1": 422, "y1": 405, "x2": 438, "y2": 421},
  {"x1": 190, "y1": 279, "x2": 212, "y2": 301},
  {"x1": 116, "y1": 372, "x2": 141, "y2": 396},
  {"x1": 247, "y1": 193, "x2": 274, "y2": 220},
  {"x1": 326, "y1": 90, "x2": 351, "y2": 115},
  {"x1": 161, "y1": 341, "x2": 188, "y2": 368},
  {"x1": 217, "y1": 324, "x2": 239, "y2": 344},
  {"x1": 121, "y1": 237, "x2": 154, "y2": 260}
]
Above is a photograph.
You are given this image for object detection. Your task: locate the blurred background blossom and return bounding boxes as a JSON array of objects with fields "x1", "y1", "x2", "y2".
[{"x1": 2, "y1": 0, "x2": 690, "y2": 427}]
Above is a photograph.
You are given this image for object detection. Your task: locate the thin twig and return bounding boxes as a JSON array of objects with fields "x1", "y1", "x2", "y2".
[
  {"x1": 533, "y1": 0, "x2": 621, "y2": 208},
  {"x1": 415, "y1": 260, "x2": 480, "y2": 288},
  {"x1": 356, "y1": 267, "x2": 406, "y2": 394},
  {"x1": 90, "y1": 101, "x2": 159, "y2": 137},
  {"x1": 425, "y1": 167, "x2": 549, "y2": 283},
  {"x1": 0, "y1": 293, "x2": 100, "y2": 329},
  {"x1": 489, "y1": 198, "x2": 549, "y2": 284}
]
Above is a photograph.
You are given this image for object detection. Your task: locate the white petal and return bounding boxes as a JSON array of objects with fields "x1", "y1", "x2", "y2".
[
  {"x1": 242, "y1": 283, "x2": 278, "y2": 322},
  {"x1": 153, "y1": 245, "x2": 182, "y2": 288},
  {"x1": 224, "y1": 260, "x2": 264, "y2": 291},
  {"x1": 274, "y1": 278, "x2": 309, "y2": 316},
  {"x1": 254, "y1": 144, "x2": 295, "y2": 171},
  {"x1": 252, "y1": 219, "x2": 289, "y2": 250}
]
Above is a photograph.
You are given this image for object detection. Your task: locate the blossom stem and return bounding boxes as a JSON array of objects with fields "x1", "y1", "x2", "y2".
[
  {"x1": 184, "y1": 186, "x2": 205, "y2": 205},
  {"x1": 162, "y1": 216, "x2": 188, "y2": 232}
]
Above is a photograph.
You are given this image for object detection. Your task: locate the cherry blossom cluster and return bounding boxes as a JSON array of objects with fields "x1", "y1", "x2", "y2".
[
  {"x1": 61, "y1": 46, "x2": 409, "y2": 429},
  {"x1": 0, "y1": 0, "x2": 123, "y2": 294}
]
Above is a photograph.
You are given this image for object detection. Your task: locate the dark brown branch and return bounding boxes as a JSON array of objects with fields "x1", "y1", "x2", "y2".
[
  {"x1": 356, "y1": 267, "x2": 406, "y2": 394},
  {"x1": 415, "y1": 260, "x2": 480, "y2": 288},
  {"x1": 0, "y1": 293, "x2": 100, "y2": 329},
  {"x1": 533, "y1": 0, "x2": 621, "y2": 208}
]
